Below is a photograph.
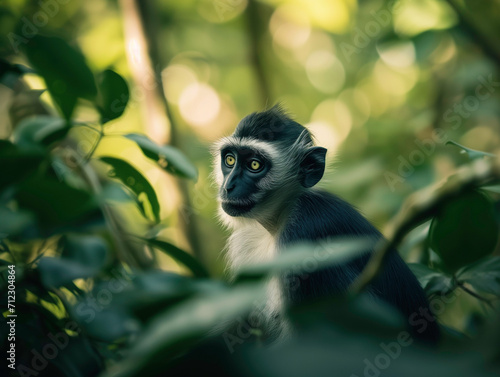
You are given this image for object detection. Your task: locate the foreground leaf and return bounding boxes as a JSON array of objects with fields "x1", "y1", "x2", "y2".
[
  {"x1": 145, "y1": 238, "x2": 209, "y2": 278},
  {"x1": 235, "y1": 238, "x2": 375, "y2": 281},
  {"x1": 24, "y1": 35, "x2": 97, "y2": 120},
  {"x1": 38, "y1": 234, "x2": 108, "y2": 287},
  {"x1": 100, "y1": 157, "x2": 160, "y2": 223},
  {"x1": 103, "y1": 282, "x2": 265, "y2": 377},
  {"x1": 96, "y1": 69, "x2": 130, "y2": 123},
  {"x1": 429, "y1": 190, "x2": 498, "y2": 272},
  {"x1": 446, "y1": 141, "x2": 496, "y2": 160},
  {"x1": 15, "y1": 177, "x2": 103, "y2": 236},
  {"x1": 457, "y1": 256, "x2": 500, "y2": 296},
  {"x1": 125, "y1": 133, "x2": 198, "y2": 181},
  {"x1": 14, "y1": 115, "x2": 68, "y2": 148}
]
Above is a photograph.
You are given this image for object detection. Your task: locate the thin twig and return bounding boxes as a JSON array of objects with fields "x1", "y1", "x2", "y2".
[
  {"x1": 84, "y1": 126, "x2": 104, "y2": 163},
  {"x1": 69, "y1": 149, "x2": 153, "y2": 269},
  {"x1": 457, "y1": 282, "x2": 495, "y2": 309}
]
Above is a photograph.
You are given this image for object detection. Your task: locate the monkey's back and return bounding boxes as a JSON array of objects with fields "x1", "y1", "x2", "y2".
[{"x1": 279, "y1": 189, "x2": 440, "y2": 344}]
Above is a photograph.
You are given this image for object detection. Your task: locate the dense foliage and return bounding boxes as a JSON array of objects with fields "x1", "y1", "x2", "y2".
[{"x1": 1, "y1": 1, "x2": 500, "y2": 377}]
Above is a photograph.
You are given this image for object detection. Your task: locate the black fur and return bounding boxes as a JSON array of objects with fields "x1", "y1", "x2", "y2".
[
  {"x1": 234, "y1": 104, "x2": 313, "y2": 148},
  {"x1": 280, "y1": 190, "x2": 440, "y2": 343}
]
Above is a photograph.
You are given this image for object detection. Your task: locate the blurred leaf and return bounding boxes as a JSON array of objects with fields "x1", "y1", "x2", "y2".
[
  {"x1": 408, "y1": 263, "x2": 447, "y2": 290},
  {"x1": 400, "y1": 221, "x2": 431, "y2": 257},
  {"x1": 23, "y1": 35, "x2": 97, "y2": 120},
  {"x1": 96, "y1": 69, "x2": 129, "y2": 124},
  {"x1": 481, "y1": 184, "x2": 500, "y2": 194},
  {"x1": 15, "y1": 177, "x2": 103, "y2": 236},
  {"x1": 0, "y1": 140, "x2": 45, "y2": 192},
  {"x1": 105, "y1": 282, "x2": 266, "y2": 377},
  {"x1": 145, "y1": 238, "x2": 209, "y2": 278},
  {"x1": 14, "y1": 115, "x2": 68, "y2": 148},
  {"x1": 0, "y1": 206, "x2": 35, "y2": 238},
  {"x1": 75, "y1": 309, "x2": 139, "y2": 342},
  {"x1": 235, "y1": 238, "x2": 374, "y2": 281},
  {"x1": 109, "y1": 272, "x2": 225, "y2": 322},
  {"x1": 422, "y1": 275, "x2": 454, "y2": 295},
  {"x1": 38, "y1": 257, "x2": 101, "y2": 287},
  {"x1": 38, "y1": 234, "x2": 107, "y2": 287},
  {"x1": 457, "y1": 256, "x2": 500, "y2": 296},
  {"x1": 100, "y1": 157, "x2": 160, "y2": 223},
  {"x1": 446, "y1": 141, "x2": 496, "y2": 159},
  {"x1": 429, "y1": 190, "x2": 498, "y2": 271},
  {"x1": 61, "y1": 234, "x2": 108, "y2": 267},
  {"x1": 125, "y1": 133, "x2": 198, "y2": 181}
]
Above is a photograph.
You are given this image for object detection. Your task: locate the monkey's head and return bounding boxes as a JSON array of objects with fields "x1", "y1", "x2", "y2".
[{"x1": 213, "y1": 105, "x2": 326, "y2": 226}]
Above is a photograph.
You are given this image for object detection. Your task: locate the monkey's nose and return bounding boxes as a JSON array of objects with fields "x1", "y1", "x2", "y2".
[{"x1": 225, "y1": 181, "x2": 236, "y2": 193}]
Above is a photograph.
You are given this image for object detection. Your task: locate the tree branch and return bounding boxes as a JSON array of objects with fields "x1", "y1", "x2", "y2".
[
  {"x1": 119, "y1": 0, "x2": 205, "y2": 262},
  {"x1": 349, "y1": 156, "x2": 500, "y2": 295}
]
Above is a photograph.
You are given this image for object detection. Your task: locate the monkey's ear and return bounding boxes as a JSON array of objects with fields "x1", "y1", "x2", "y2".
[{"x1": 299, "y1": 147, "x2": 327, "y2": 188}]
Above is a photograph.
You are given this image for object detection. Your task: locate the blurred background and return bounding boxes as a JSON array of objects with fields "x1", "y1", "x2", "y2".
[{"x1": 1, "y1": 0, "x2": 500, "y2": 350}]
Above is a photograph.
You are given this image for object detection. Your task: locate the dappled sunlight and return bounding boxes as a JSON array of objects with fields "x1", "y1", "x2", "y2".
[
  {"x1": 393, "y1": 0, "x2": 458, "y2": 36},
  {"x1": 376, "y1": 40, "x2": 416, "y2": 68},
  {"x1": 306, "y1": 50, "x2": 345, "y2": 93},
  {"x1": 179, "y1": 82, "x2": 221, "y2": 128},
  {"x1": 270, "y1": 4, "x2": 311, "y2": 50},
  {"x1": 373, "y1": 60, "x2": 419, "y2": 97},
  {"x1": 310, "y1": 98, "x2": 353, "y2": 153},
  {"x1": 162, "y1": 64, "x2": 198, "y2": 104}
]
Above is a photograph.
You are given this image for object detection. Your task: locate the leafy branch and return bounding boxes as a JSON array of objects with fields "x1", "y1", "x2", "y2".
[{"x1": 349, "y1": 155, "x2": 500, "y2": 295}]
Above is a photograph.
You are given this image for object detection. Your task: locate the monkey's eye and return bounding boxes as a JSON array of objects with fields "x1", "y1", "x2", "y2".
[
  {"x1": 248, "y1": 160, "x2": 262, "y2": 171},
  {"x1": 225, "y1": 154, "x2": 236, "y2": 167}
]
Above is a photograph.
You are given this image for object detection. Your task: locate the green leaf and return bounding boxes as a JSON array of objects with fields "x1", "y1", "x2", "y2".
[
  {"x1": 429, "y1": 190, "x2": 498, "y2": 272},
  {"x1": 24, "y1": 35, "x2": 97, "y2": 120},
  {"x1": 96, "y1": 69, "x2": 130, "y2": 123},
  {"x1": 107, "y1": 272, "x2": 225, "y2": 323},
  {"x1": 457, "y1": 256, "x2": 500, "y2": 296},
  {"x1": 100, "y1": 157, "x2": 161, "y2": 223},
  {"x1": 125, "y1": 134, "x2": 198, "y2": 181},
  {"x1": 14, "y1": 115, "x2": 69, "y2": 148},
  {"x1": 38, "y1": 257, "x2": 99, "y2": 287},
  {"x1": 446, "y1": 141, "x2": 496, "y2": 159},
  {"x1": 481, "y1": 184, "x2": 500, "y2": 194},
  {"x1": 15, "y1": 177, "x2": 103, "y2": 236},
  {"x1": 145, "y1": 238, "x2": 209, "y2": 278},
  {"x1": 38, "y1": 234, "x2": 108, "y2": 288},
  {"x1": 104, "y1": 282, "x2": 265, "y2": 376},
  {"x1": 0, "y1": 140, "x2": 46, "y2": 192},
  {"x1": 422, "y1": 275, "x2": 454, "y2": 295},
  {"x1": 0, "y1": 206, "x2": 35, "y2": 238},
  {"x1": 408, "y1": 263, "x2": 446, "y2": 291},
  {"x1": 235, "y1": 237, "x2": 375, "y2": 281},
  {"x1": 61, "y1": 234, "x2": 108, "y2": 267}
]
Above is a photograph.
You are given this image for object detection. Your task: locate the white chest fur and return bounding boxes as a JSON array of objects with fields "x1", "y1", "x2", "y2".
[{"x1": 225, "y1": 219, "x2": 284, "y2": 324}]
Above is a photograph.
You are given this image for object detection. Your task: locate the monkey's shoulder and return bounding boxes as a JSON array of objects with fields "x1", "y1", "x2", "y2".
[{"x1": 280, "y1": 190, "x2": 382, "y2": 244}]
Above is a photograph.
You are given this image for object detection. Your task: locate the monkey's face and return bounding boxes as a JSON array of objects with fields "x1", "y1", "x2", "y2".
[{"x1": 218, "y1": 146, "x2": 272, "y2": 217}]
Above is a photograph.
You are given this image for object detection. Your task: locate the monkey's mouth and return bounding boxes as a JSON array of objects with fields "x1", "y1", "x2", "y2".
[{"x1": 221, "y1": 199, "x2": 255, "y2": 216}]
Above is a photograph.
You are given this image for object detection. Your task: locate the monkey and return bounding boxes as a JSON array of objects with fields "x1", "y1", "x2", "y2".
[{"x1": 213, "y1": 104, "x2": 440, "y2": 344}]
